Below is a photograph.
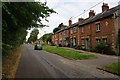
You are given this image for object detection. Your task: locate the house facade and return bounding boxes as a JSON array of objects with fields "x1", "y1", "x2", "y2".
[{"x1": 52, "y1": 3, "x2": 120, "y2": 54}]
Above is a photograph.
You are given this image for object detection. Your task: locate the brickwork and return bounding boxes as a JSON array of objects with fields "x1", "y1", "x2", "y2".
[{"x1": 51, "y1": 3, "x2": 120, "y2": 52}]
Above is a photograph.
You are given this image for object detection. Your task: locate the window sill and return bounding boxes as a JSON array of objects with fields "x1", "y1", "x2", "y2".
[
  {"x1": 82, "y1": 44, "x2": 85, "y2": 46},
  {"x1": 96, "y1": 30, "x2": 100, "y2": 32},
  {"x1": 73, "y1": 32, "x2": 77, "y2": 33},
  {"x1": 81, "y1": 32, "x2": 84, "y2": 34}
]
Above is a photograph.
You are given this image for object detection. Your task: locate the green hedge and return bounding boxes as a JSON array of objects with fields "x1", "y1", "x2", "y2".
[{"x1": 95, "y1": 42, "x2": 115, "y2": 55}]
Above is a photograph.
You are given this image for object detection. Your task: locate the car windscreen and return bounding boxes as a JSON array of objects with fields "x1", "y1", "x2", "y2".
[{"x1": 37, "y1": 44, "x2": 42, "y2": 46}]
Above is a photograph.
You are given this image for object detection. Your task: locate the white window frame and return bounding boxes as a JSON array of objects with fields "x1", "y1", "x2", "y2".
[
  {"x1": 73, "y1": 38, "x2": 76, "y2": 46},
  {"x1": 70, "y1": 28, "x2": 73, "y2": 34},
  {"x1": 60, "y1": 38, "x2": 62, "y2": 43},
  {"x1": 64, "y1": 38, "x2": 66, "y2": 43},
  {"x1": 96, "y1": 23, "x2": 100, "y2": 31},
  {"x1": 82, "y1": 26, "x2": 84, "y2": 33},
  {"x1": 64, "y1": 30, "x2": 66, "y2": 35},
  {"x1": 103, "y1": 38, "x2": 107, "y2": 42},
  {"x1": 73, "y1": 27, "x2": 77, "y2": 33},
  {"x1": 82, "y1": 39, "x2": 84, "y2": 45},
  {"x1": 96, "y1": 39, "x2": 100, "y2": 43},
  {"x1": 60, "y1": 32, "x2": 62, "y2": 36}
]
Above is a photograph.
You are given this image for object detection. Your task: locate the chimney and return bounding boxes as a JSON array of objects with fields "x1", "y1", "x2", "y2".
[
  {"x1": 102, "y1": 3, "x2": 109, "y2": 12},
  {"x1": 89, "y1": 10, "x2": 95, "y2": 17},
  {"x1": 78, "y1": 18, "x2": 84, "y2": 22},
  {"x1": 68, "y1": 20, "x2": 72, "y2": 26}
]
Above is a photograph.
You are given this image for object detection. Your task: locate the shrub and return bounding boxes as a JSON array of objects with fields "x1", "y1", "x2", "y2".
[
  {"x1": 95, "y1": 42, "x2": 109, "y2": 53},
  {"x1": 51, "y1": 42, "x2": 55, "y2": 46},
  {"x1": 95, "y1": 42, "x2": 115, "y2": 55},
  {"x1": 105, "y1": 49, "x2": 115, "y2": 55},
  {"x1": 88, "y1": 48, "x2": 96, "y2": 52},
  {"x1": 2, "y1": 43, "x2": 13, "y2": 57},
  {"x1": 72, "y1": 45, "x2": 82, "y2": 50},
  {"x1": 58, "y1": 44, "x2": 62, "y2": 47}
]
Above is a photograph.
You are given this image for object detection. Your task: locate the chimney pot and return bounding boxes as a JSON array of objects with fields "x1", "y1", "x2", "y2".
[
  {"x1": 89, "y1": 10, "x2": 95, "y2": 17},
  {"x1": 102, "y1": 3, "x2": 109, "y2": 12},
  {"x1": 78, "y1": 18, "x2": 84, "y2": 22},
  {"x1": 68, "y1": 20, "x2": 72, "y2": 26}
]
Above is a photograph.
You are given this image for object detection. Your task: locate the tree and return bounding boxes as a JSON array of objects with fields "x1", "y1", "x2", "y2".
[
  {"x1": 42, "y1": 33, "x2": 53, "y2": 44},
  {"x1": 2, "y1": 2, "x2": 55, "y2": 56},
  {"x1": 53, "y1": 23, "x2": 63, "y2": 33},
  {"x1": 53, "y1": 27, "x2": 61, "y2": 33},
  {"x1": 28, "y1": 29, "x2": 39, "y2": 43}
]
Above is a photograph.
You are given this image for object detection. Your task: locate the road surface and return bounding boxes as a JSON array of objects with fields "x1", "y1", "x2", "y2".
[{"x1": 15, "y1": 44, "x2": 119, "y2": 78}]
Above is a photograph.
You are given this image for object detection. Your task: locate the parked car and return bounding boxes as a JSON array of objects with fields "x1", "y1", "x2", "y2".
[{"x1": 34, "y1": 44, "x2": 42, "y2": 50}]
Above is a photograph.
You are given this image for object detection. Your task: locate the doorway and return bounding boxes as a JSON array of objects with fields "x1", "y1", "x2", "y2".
[{"x1": 86, "y1": 38, "x2": 89, "y2": 49}]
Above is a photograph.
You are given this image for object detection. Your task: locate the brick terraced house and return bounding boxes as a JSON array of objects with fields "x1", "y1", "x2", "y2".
[{"x1": 52, "y1": 3, "x2": 120, "y2": 54}]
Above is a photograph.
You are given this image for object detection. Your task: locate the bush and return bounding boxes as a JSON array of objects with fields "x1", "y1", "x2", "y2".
[
  {"x1": 58, "y1": 44, "x2": 62, "y2": 47},
  {"x1": 104, "y1": 49, "x2": 115, "y2": 55},
  {"x1": 67, "y1": 43, "x2": 70, "y2": 47},
  {"x1": 72, "y1": 45, "x2": 82, "y2": 50},
  {"x1": 51, "y1": 42, "x2": 55, "y2": 46},
  {"x1": 88, "y1": 48, "x2": 96, "y2": 52},
  {"x1": 95, "y1": 42, "x2": 115, "y2": 55},
  {"x1": 2, "y1": 43, "x2": 13, "y2": 57}
]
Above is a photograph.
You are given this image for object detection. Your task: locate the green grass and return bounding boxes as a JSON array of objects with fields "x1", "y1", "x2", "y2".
[
  {"x1": 100, "y1": 62, "x2": 120, "y2": 75},
  {"x1": 32, "y1": 44, "x2": 36, "y2": 46},
  {"x1": 43, "y1": 45, "x2": 97, "y2": 60}
]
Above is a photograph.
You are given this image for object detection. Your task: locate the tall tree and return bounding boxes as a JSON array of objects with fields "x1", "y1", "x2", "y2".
[
  {"x1": 42, "y1": 33, "x2": 53, "y2": 44},
  {"x1": 2, "y1": 2, "x2": 55, "y2": 56},
  {"x1": 53, "y1": 27, "x2": 61, "y2": 33},
  {"x1": 28, "y1": 29, "x2": 39, "y2": 43},
  {"x1": 53, "y1": 23, "x2": 63, "y2": 33}
]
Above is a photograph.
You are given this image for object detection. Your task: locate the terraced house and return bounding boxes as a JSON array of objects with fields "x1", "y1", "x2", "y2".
[{"x1": 52, "y1": 3, "x2": 120, "y2": 54}]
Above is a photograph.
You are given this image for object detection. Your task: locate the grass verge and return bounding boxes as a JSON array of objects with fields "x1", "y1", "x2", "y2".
[
  {"x1": 2, "y1": 46, "x2": 22, "y2": 78},
  {"x1": 43, "y1": 45, "x2": 97, "y2": 60},
  {"x1": 97, "y1": 62, "x2": 120, "y2": 75}
]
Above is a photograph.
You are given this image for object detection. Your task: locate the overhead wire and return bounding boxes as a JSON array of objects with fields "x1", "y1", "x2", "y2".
[{"x1": 71, "y1": 0, "x2": 104, "y2": 20}]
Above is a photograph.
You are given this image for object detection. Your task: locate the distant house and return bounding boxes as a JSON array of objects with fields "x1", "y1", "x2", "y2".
[
  {"x1": 34, "y1": 37, "x2": 44, "y2": 44},
  {"x1": 52, "y1": 3, "x2": 120, "y2": 55}
]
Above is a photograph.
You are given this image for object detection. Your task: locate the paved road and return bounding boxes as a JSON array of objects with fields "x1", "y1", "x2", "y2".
[{"x1": 15, "y1": 44, "x2": 119, "y2": 78}]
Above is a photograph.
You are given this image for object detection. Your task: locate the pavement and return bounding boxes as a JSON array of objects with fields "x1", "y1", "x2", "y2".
[{"x1": 15, "y1": 44, "x2": 119, "y2": 78}]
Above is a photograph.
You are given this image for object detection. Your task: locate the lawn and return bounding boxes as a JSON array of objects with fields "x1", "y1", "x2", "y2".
[
  {"x1": 100, "y1": 62, "x2": 120, "y2": 75},
  {"x1": 43, "y1": 45, "x2": 97, "y2": 60}
]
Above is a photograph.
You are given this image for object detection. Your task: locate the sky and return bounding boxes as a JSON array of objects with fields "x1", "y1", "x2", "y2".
[{"x1": 26, "y1": 0, "x2": 120, "y2": 40}]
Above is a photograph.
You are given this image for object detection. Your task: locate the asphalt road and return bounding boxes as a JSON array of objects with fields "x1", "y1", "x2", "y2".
[{"x1": 15, "y1": 44, "x2": 119, "y2": 78}]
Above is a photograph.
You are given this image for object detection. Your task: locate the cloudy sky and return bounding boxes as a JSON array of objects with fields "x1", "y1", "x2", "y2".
[{"x1": 26, "y1": 0, "x2": 120, "y2": 40}]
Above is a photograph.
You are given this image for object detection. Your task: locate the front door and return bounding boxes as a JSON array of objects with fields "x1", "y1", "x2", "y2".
[
  {"x1": 86, "y1": 38, "x2": 89, "y2": 49},
  {"x1": 73, "y1": 38, "x2": 76, "y2": 46}
]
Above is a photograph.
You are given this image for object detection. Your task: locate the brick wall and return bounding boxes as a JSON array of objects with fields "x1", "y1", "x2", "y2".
[{"x1": 51, "y1": 3, "x2": 119, "y2": 52}]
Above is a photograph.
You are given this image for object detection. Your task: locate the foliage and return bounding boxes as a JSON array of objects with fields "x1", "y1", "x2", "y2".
[
  {"x1": 2, "y1": 46, "x2": 22, "y2": 78},
  {"x1": 53, "y1": 23, "x2": 63, "y2": 33},
  {"x1": 88, "y1": 47, "x2": 96, "y2": 52},
  {"x1": 95, "y1": 42, "x2": 115, "y2": 55},
  {"x1": 2, "y1": 43, "x2": 13, "y2": 57},
  {"x1": 43, "y1": 45, "x2": 97, "y2": 60},
  {"x1": 73, "y1": 45, "x2": 82, "y2": 50},
  {"x1": 53, "y1": 27, "x2": 61, "y2": 33},
  {"x1": 28, "y1": 29, "x2": 39, "y2": 43},
  {"x1": 42, "y1": 33, "x2": 53, "y2": 44},
  {"x1": 101, "y1": 62, "x2": 120, "y2": 75},
  {"x1": 2, "y1": 2, "x2": 55, "y2": 56},
  {"x1": 51, "y1": 42, "x2": 55, "y2": 46}
]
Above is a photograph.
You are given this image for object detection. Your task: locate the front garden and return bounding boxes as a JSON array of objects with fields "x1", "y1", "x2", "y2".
[
  {"x1": 43, "y1": 45, "x2": 97, "y2": 60},
  {"x1": 71, "y1": 42, "x2": 116, "y2": 55}
]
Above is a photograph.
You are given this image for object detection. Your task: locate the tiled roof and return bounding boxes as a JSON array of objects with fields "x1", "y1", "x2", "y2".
[{"x1": 56, "y1": 5, "x2": 120, "y2": 33}]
